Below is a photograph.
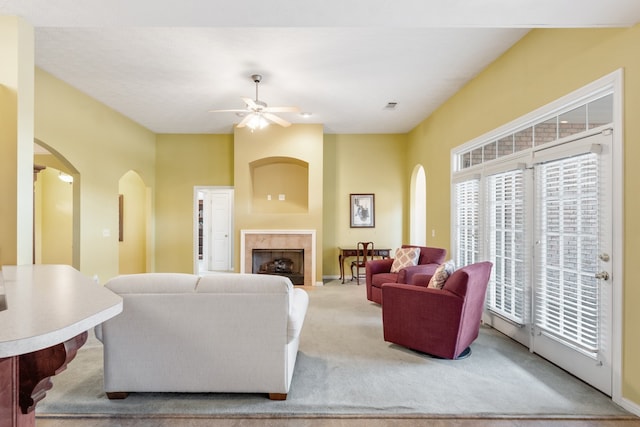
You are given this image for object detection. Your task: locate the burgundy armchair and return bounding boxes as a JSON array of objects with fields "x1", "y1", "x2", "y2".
[
  {"x1": 365, "y1": 245, "x2": 446, "y2": 304},
  {"x1": 381, "y1": 261, "x2": 493, "y2": 359}
]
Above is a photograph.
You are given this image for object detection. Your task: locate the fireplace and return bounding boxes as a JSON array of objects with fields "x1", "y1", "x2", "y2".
[
  {"x1": 252, "y1": 249, "x2": 304, "y2": 285},
  {"x1": 241, "y1": 229, "x2": 316, "y2": 286}
]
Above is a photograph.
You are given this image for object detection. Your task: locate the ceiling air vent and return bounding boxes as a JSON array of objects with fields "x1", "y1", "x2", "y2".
[{"x1": 384, "y1": 102, "x2": 398, "y2": 110}]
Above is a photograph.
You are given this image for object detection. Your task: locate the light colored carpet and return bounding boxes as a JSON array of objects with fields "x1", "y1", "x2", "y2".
[{"x1": 37, "y1": 281, "x2": 630, "y2": 417}]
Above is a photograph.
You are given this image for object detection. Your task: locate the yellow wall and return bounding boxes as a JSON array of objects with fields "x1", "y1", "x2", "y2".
[
  {"x1": 35, "y1": 68, "x2": 156, "y2": 282},
  {"x1": 34, "y1": 167, "x2": 73, "y2": 265},
  {"x1": 408, "y1": 26, "x2": 640, "y2": 405},
  {"x1": 323, "y1": 133, "x2": 408, "y2": 277},
  {"x1": 118, "y1": 170, "x2": 148, "y2": 274},
  {"x1": 155, "y1": 134, "x2": 234, "y2": 272},
  {"x1": 0, "y1": 16, "x2": 34, "y2": 266}
]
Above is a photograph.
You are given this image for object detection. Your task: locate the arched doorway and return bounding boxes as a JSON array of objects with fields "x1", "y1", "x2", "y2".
[
  {"x1": 33, "y1": 141, "x2": 78, "y2": 267},
  {"x1": 410, "y1": 165, "x2": 426, "y2": 245},
  {"x1": 118, "y1": 170, "x2": 149, "y2": 274}
]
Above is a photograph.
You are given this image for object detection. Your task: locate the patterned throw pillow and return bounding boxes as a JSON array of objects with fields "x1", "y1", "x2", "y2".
[
  {"x1": 390, "y1": 247, "x2": 421, "y2": 273},
  {"x1": 428, "y1": 260, "x2": 456, "y2": 289}
]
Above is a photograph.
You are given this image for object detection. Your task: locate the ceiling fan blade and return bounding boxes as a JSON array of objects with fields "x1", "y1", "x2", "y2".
[
  {"x1": 241, "y1": 97, "x2": 259, "y2": 110},
  {"x1": 236, "y1": 112, "x2": 255, "y2": 128},
  {"x1": 263, "y1": 106, "x2": 300, "y2": 113},
  {"x1": 264, "y1": 112, "x2": 291, "y2": 127},
  {"x1": 208, "y1": 109, "x2": 248, "y2": 113}
]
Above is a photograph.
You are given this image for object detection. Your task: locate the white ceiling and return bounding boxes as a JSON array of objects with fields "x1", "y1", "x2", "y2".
[{"x1": 3, "y1": 0, "x2": 640, "y2": 134}]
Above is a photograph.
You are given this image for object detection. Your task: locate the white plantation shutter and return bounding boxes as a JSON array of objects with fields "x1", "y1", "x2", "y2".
[
  {"x1": 534, "y1": 152, "x2": 600, "y2": 354},
  {"x1": 486, "y1": 169, "x2": 527, "y2": 324},
  {"x1": 454, "y1": 178, "x2": 480, "y2": 267}
]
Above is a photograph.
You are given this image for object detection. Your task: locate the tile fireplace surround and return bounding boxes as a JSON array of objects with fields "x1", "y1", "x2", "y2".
[{"x1": 240, "y1": 229, "x2": 317, "y2": 287}]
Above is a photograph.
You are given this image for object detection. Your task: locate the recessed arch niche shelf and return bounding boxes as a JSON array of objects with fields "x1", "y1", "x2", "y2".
[{"x1": 250, "y1": 156, "x2": 309, "y2": 214}]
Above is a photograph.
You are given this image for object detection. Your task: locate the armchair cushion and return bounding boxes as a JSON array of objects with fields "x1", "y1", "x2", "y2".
[{"x1": 390, "y1": 247, "x2": 420, "y2": 273}]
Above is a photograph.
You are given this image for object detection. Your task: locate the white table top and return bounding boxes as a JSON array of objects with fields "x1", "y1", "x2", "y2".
[{"x1": 0, "y1": 264, "x2": 122, "y2": 358}]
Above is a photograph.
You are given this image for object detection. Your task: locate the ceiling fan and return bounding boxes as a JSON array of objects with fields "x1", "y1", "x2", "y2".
[{"x1": 209, "y1": 74, "x2": 299, "y2": 130}]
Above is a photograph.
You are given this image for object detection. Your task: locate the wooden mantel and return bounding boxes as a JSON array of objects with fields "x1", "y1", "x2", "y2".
[{"x1": 0, "y1": 265, "x2": 122, "y2": 427}]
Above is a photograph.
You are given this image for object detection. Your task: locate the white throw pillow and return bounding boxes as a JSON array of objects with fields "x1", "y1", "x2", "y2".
[{"x1": 390, "y1": 247, "x2": 421, "y2": 273}]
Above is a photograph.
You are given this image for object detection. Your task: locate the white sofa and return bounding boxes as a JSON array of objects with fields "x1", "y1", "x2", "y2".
[{"x1": 95, "y1": 272, "x2": 309, "y2": 400}]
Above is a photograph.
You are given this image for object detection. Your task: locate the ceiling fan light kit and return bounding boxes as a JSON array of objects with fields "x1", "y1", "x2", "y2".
[
  {"x1": 246, "y1": 114, "x2": 270, "y2": 131},
  {"x1": 209, "y1": 74, "x2": 300, "y2": 131}
]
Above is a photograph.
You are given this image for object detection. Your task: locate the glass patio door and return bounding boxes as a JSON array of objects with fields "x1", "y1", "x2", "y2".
[{"x1": 530, "y1": 130, "x2": 613, "y2": 395}]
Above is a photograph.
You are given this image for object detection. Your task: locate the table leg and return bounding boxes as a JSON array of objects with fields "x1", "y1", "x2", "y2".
[{"x1": 339, "y1": 254, "x2": 345, "y2": 283}]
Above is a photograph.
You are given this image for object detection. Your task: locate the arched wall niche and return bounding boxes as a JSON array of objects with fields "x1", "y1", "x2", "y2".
[{"x1": 249, "y1": 156, "x2": 309, "y2": 214}]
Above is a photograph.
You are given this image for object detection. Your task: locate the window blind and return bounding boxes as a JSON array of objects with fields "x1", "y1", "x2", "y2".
[
  {"x1": 534, "y1": 152, "x2": 600, "y2": 354},
  {"x1": 486, "y1": 169, "x2": 527, "y2": 324},
  {"x1": 454, "y1": 179, "x2": 480, "y2": 267}
]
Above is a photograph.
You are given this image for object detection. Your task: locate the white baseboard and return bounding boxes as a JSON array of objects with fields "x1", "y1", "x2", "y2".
[{"x1": 617, "y1": 395, "x2": 640, "y2": 417}]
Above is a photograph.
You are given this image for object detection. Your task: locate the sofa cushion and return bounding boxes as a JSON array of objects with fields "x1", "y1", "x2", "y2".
[
  {"x1": 428, "y1": 260, "x2": 456, "y2": 289},
  {"x1": 390, "y1": 247, "x2": 420, "y2": 273}
]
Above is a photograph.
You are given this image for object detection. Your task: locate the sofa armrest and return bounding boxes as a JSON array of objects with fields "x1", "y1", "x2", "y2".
[
  {"x1": 287, "y1": 288, "x2": 309, "y2": 343},
  {"x1": 94, "y1": 324, "x2": 103, "y2": 342},
  {"x1": 397, "y1": 263, "x2": 440, "y2": 284}
]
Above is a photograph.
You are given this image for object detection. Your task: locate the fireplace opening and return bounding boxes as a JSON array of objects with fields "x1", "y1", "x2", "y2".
[{"x1": 252, "y1": 249, "x2": 304, "y2": 285}]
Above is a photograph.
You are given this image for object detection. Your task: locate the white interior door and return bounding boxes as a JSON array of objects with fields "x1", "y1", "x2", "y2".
[
  {"x1": 531, "y1": 131, "x2": 613, "y2": 395},
  {"x1": 210, "y1": 191, "x2": 232, "y2": 271},
  {"x1": 198, "y1": 188, "x2": 233, "y2": 273}
]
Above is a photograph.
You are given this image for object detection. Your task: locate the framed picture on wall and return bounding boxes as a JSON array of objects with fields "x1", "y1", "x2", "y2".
[{"x1": 350, "y1": 193, "x2": 375, "y2": 228}]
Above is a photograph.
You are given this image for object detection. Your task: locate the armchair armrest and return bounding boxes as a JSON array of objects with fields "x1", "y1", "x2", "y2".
[
  {"x1": 397, "y1": 263, "x2": 441, "y2": 284},
  {"x1": 366, "y1": 258, "x2": 394, "y2": 275},
  {"x1": 409, "y1": 273, "x2": 433, "y2": 287}
]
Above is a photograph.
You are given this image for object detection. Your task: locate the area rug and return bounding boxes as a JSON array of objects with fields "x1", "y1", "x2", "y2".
[{"x1": 37, "y1": 281, "x2": 631, "y2": 417}]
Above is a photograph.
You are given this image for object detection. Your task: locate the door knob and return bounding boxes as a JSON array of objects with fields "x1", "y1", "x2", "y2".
[{"x1": 595, "y1": 271, "x2": 610, "y2": 281}]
